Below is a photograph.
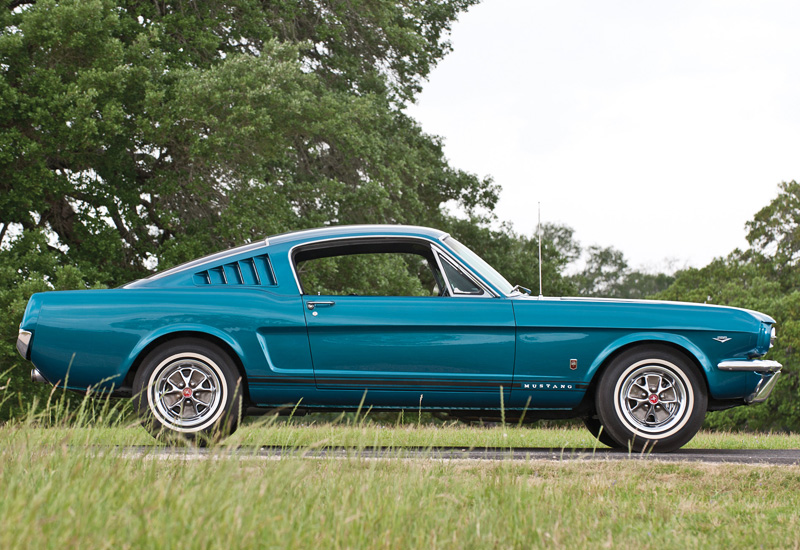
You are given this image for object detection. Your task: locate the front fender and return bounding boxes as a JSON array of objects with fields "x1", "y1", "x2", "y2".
[
  {"x1": 585, "y1": 332, "x2": 745, "y2": 399},
  {"x1": 587, "y1": 332, "x2": 713, "y2": 379}
]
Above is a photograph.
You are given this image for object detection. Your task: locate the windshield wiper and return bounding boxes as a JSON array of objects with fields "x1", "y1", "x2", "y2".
[{"x1": 510, "y1": 284, "x2": 532, "y2": 295}]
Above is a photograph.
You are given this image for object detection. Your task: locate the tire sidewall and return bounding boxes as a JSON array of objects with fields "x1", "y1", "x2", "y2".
[
  {"x1": 596, "y1": 346, "x2": 707, "y2": 452},
  {"x1": 582, "y1": 415, "x2": 623, "y2": 448},
  {"x1": 133, "y1": 338, "x2": 243, "y2": 439}
]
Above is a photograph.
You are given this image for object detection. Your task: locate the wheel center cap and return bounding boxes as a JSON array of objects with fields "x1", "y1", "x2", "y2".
[
  {"x1": 183, "y1": 387, "x2": 193, "y2": 398},
  {"x1": 648, "y1": 394, "x2": 659, "y2": 405}
]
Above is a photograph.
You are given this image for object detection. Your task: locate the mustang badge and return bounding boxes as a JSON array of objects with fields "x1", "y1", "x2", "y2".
[{"x1": 713, "y1": 336, "x2": 732, "y2": 343}]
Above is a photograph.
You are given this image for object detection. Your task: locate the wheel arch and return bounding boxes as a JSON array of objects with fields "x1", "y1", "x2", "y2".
[
  {"x1": 582, "y1": 335, "x2": 711, "y2": 408},
  {"x1": 121, "y1": 329, "x2": 250, "y2": 402}
]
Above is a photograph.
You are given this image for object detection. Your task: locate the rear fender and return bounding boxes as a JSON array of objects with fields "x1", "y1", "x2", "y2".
[{"x1": 123, "y1": 324, "x2": 246, "y2": 377}]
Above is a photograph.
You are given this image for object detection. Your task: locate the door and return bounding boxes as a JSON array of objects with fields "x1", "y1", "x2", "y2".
[
  {"x1": 294, "y1": 238, "x2": 516, "y2": 405},
  {"x1": 303, "y1": 294, "x2": 515, "y2": 392}
]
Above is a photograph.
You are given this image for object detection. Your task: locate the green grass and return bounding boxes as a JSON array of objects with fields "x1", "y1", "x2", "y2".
[
  {"x1": 2, "y1": 421, "x2": 800, "y2": 549},
  {"x1": 228, "y1": 418, "x2": 800, "y2": 450},
  {"x1": 8, "y1": 415, "x2": 800, "y2": 451},
  {"x1": 2, "y1": 395, "x2": 799, "y2": 549}
]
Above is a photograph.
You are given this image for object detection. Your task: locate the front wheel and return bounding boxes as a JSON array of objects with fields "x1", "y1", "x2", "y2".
[
  {"x1": 133, "y1": 338, "x2": 244, "y2": 442},
  {"x1": 596, "y1": 346, "x2": 707, "y2": 453},
  {"x1": 582, "y1": 415, "x2": 623, "y2": 448}
]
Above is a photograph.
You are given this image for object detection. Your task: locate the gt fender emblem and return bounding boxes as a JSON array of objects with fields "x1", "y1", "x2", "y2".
[{"x1": 713, "y1": 336, "x2": 732, "y2": 343}]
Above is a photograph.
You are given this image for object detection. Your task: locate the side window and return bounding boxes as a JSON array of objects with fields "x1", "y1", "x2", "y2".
[
  {"x1": 439, "y1": 256, "x2": 484, "y2": 295},
  {"x1": 295, "y1": 243, "x2": 445, "y2": 297}
]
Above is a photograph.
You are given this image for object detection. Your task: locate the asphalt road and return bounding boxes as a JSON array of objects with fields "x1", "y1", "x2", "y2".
[{"x1": 115, "y1": 446, "x2": 800, "y2": 465}]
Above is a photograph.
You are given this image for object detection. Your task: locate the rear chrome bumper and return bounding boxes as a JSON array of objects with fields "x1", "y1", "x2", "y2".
[
  {"x1": 717, "y1": 359, "x2": 783, "y2": 404},
  {"x1": 16, "y1": 329, "x2": 32, "y2": 360},
  {"x1": 31, "y1": 368, "x2": 49, "y2": 384}
]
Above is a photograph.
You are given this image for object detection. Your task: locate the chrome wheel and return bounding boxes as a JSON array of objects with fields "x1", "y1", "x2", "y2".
[
  {"x1": 612, "y1": 358, "x2": 694, "y2": 439},
  {"x1": 147, "y1": 352, "x2": 228, "y2": 433},
  {"x1": 596, "y1": 346, "x2": 707, "y2": 452}
]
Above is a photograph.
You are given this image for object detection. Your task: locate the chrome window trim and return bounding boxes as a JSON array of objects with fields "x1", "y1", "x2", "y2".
[
  {"x1": 289, "y1": 235, "x2": 409, "y2": 294},
  {"x1": 440, "y1": 235, "x2": 514, "y2": 296},
  {"x1": 429, "y1": 244, "x2": 454, "y2": 296},
  {"x1": 288, "y1": 235, "x2": 498, "y2": 298},
  {"x1": 431, "y1": 245, "x2": 494, "y2": 298},
  {"x1": 271, "y1": 225, "x2": 449, "y2": 246}
]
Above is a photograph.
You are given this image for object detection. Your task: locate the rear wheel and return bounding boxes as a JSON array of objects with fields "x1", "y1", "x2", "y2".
[
  {"x1": 133, "y1": 338, "x2": 243, "y2": 442},
  {"x1": 596, "y1": 346, "x2": 707, "y2": 452}
]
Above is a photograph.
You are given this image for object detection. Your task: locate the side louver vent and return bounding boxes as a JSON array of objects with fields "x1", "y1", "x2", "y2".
[{"x1": 193, "y1": 255, "x2": 276, "y2": 286}]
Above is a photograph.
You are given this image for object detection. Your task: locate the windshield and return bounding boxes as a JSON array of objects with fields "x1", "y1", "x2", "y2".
[{"x1": 442, "y1": 236, "x2": 514, "y2": 295}]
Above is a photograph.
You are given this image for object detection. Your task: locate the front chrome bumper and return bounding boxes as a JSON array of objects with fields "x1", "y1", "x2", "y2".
[
  {"x1": 717, "y1": 359, "x2": 782, "y2": 372},
  {"x1": 746, "y1": 372, "x2": 781, "y2": 404},
  {"x1": 717, "y1": 359, "x2": 783, "y2": 404}
]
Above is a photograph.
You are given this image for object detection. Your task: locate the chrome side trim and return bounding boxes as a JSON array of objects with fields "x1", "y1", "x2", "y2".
[
  {"x1": 746, "y1": 372, "x2": 781, "y2": 404},
  {"x1": 16, "y1": 329, "x2": 32, "y2": 359},
  {"x1": 264, "y1": 237, "x2": 270, "y2": 247},
  {"x1": 717, "y1": 360, "x2": 782, "y2": 373}
]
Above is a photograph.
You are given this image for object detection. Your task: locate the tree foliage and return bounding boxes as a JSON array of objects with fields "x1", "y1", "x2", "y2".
[
  {"x1": 1, "y1": 0, "x2": 491, "y2": 284},
  {"x1": 569, "y1": 245, "x2": 675, "y2": 299},
  {"x1": 658, "y1": 181, "x2": 800, "y2": 431}
]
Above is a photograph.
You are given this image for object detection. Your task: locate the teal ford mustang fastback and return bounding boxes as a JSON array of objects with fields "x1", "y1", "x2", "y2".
[{"x1": 16, "y1": 225, "x2": 781, "y2": 451}]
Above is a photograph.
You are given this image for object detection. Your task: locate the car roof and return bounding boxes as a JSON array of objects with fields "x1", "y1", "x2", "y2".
[
  {"x1": 267, "y1": 224, "x2": 449, "y2": 246},
  {"x1": 126, "y1": 225, "x2": 449, "y2": 286}
]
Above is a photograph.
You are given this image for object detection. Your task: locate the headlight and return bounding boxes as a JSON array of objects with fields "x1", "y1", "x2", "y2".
[{"x1": 770, "y1": 326, "x2": 776, "y2": 348}]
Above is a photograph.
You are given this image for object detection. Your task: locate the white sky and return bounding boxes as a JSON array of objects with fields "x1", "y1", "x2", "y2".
[{"x1": 407, "y1": 0, "x2": 800, "y2": 271}]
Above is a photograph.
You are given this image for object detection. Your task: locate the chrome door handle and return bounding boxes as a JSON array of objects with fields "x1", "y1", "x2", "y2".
[{"x1": 307, "y1": 300, "x2": 335, "y2": 310}]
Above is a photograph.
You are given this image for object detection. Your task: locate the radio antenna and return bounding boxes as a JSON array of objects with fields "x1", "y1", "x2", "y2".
[{"x1": 538, "y1": 202, "x2": 543, "y2": 298}]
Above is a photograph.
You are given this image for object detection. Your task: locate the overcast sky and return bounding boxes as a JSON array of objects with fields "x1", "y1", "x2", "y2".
[{"x1": 407, "y1": 0, "x2": 800, "y2": 271}]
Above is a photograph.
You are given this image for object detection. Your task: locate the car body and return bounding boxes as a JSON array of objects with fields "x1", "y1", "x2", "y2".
[{"x1": 17, "y1": 224, "x2": 782, "y2": 450}]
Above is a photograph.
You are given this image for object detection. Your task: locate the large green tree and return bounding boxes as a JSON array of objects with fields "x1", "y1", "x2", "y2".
[{"x1": 1, "y1": 0, "x2": 493, "y2": 284}]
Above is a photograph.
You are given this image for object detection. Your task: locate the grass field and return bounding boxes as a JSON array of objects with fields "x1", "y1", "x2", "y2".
[{"x1": 2, "y1": 408, "x2": 800, "y2": 549}]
